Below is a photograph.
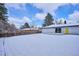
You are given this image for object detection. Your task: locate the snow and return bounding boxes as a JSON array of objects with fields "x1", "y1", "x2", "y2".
[
  {"x1": 43, "y1": 23, "x2": 79, "y2": 28},
  {"x1": 21, "y1": 28, "x2": 39, "y2": 30},
  {"x1": 0, "y1": 38, "x2": 5, "y2": 56},
  {"x1": 0, "y1": 34, "x2": 79, "y2": 56}
]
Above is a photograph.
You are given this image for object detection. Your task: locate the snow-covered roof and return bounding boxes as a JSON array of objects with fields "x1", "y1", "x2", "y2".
[
  {"x1": 43, "y1": 23, "x2": 79, "y2": 29},
  {"x1": 21, "y1": 28, "x2": 39, "y2": 30}
]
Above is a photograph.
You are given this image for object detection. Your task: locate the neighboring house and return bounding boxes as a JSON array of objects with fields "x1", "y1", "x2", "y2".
[
  {"x1": 21, "y1": 28, "x2": 39, "y2": 31},
  {"x1": 20, "y1": 28, "x2": 39, "y2": 32},
  {"x1": 18, "y1": 28, "x2": 41, "y2": 34},
  {"x1": 42, "y1": 23, "x2": 79, "y2": 35}
]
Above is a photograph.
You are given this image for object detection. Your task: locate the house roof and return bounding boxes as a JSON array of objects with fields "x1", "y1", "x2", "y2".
[
  {"x1": 42, "y1": 23, "x2": 79, "y2": 29},
  {"x1": 20, "y1": 28, "x2": 39, "y2": 30}
]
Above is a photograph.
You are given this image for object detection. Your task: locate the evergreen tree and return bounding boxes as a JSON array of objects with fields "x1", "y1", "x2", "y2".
[
  {"x1": 43, "y1": 13, "x2": 54, "y2": 27},
  {"x1": 20, "y1": 22, "x2": 30, "y2": 29},
  {"x1": 0, "y1": 3, "x2": 8, "y2": 21}
]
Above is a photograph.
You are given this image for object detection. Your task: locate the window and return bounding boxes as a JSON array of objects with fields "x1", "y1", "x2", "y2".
[
  {"x1": 0, "y1": 29, "x2": 2, "y2": 32},
  {"x1": 55, "y1": 28, "x2": 61, "y2": 33}
]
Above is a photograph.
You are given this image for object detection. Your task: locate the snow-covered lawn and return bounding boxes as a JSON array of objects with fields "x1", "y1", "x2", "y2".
[
  {"x1": 0, "y1": 38, "x2": 4, "y2": 56},
  {"x1": 0, "y1": 34, "x2": 79, "y2": 56}
]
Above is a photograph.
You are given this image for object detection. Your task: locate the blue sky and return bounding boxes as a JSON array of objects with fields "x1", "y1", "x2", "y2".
[
  {"x1": 55, "y1": 4, "x2": 79, "y2": 19},
  {"x1": 5, "y1": 3, "x2": 79, "y2": 28}
]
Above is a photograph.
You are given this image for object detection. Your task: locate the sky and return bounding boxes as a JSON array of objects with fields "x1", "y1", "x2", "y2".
[{"x1": 5, "y1": 3, "x2": 79, "y2": 28}]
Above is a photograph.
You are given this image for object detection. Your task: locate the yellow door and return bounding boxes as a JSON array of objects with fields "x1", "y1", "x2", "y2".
[{"x1": 64, "y1": 27, "x2": 69, "y2": 34}]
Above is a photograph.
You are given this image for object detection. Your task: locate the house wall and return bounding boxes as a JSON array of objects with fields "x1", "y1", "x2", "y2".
[
  {"x1": 42, "y1": 26, "x2": 79, "y2": 35},
  {"x1": 42, "y1": 28, "x2": 55, "y2": 34},
  {"x1": 62, "y1": 26, "x2": 79, "y2": 34},
  {"x1": 68, "y1": 26, "x2": 79, "y2": 34},
  {"x1": 62, "y1": 28, "x2": 66, "y2": 34},
  {"x1": 42, "y1": 28, "x2": 64, "y2": 34}
]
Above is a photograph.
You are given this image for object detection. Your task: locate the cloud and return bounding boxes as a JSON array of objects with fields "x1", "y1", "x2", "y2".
[
  {"x1": 5, "y1": 3, "x2": 26, "y2": 11},
  {"x1": 23, "y1": 17, "x2": 32, "y2": 23},
  {"x1": 36, "y1": 25, "x2": 42, "y2": 27},
  {"x1": 32, "y1": 3, "x2": 66, "y2": 15},
  {"x1": 35, "y1": 13, "x2": 47, "y2": 20},
  {"x1": 8, "y1": 16, "x2": 32, "y2": 28},
  {"x1": 68, "y1": 11, "x2": 79, "y2": 23}
]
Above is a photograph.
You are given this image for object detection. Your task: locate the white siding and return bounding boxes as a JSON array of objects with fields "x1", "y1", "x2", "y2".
[
  {"x1": 42, "y1": 28, "x2": 63, "y2": 34},
  {"x1": 42, "y1": 26, "x2": 79, "y2": 35},
  {"x1": 62, "y1": 28, "x2": 65, "y2": 34},
  {"x1": 42, "y1": 28, "x2": 55, "y2": 34},
  {"x1": 62, "y1": 26, "x2": 79, "y2": 34},
  {"x1": 68, "y1": 27, "x2": 79, "y2": 34}
]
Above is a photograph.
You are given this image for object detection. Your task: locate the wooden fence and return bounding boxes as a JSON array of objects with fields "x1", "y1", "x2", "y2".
[{"x1": 0, "y1": 30, "x2": 42, "y2": 37}]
